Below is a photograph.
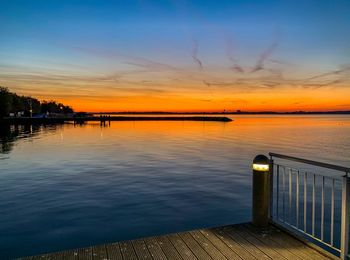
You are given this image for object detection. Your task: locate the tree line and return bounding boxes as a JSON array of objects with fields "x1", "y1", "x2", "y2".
[{"x1": 0, "y1": 87, "x2": 74, "y2": 118}]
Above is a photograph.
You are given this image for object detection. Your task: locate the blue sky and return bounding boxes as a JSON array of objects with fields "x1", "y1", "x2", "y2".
[{"x1": 0, "y1": 0, "x2": 349, "y2": 111}]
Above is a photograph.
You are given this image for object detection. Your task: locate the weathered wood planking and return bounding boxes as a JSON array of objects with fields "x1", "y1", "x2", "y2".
[{"x1": 19, "y1": 223, "x2": 338, "y2": 260}]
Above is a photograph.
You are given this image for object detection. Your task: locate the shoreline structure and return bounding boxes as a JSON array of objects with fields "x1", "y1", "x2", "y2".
[
  {"x1": 93, "y1": 111, "x2": 350, "y2": 115},
  {"x1": 1, "y1": 116, "x2": 233, "y2": 124}
]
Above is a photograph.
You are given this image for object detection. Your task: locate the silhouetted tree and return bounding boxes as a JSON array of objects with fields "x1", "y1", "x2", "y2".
[
  {"x1": 0, "y1": 87, "x2": 13, "y2": 117},
  {"x1": 0, "y1": 87, "x2": 74, "y2": 117},
  {"x1": 11, "y1": 94, "x2": 26, "y2": 113},
  {"x1": 41, "y1": 101, "x2": 73, "y2": 114}
]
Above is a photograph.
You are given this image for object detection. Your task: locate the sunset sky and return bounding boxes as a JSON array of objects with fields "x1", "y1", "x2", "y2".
[{"x1": 1, "y1": 0, "x2": 350, "y2": 112}]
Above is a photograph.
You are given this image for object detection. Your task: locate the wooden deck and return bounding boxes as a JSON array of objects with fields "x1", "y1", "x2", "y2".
[{"x1": 19, "y1": 223, "x2": 338, "y2": 260}]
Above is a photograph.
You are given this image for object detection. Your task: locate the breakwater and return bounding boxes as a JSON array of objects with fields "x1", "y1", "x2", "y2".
[{"x1": 0, "y1": 116, "x2": 232, "y2": 125}]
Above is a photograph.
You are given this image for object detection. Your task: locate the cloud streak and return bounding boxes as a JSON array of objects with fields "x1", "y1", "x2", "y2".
[
  {"x1": 225, "y1": 36, "x2": 244, "y2": 73},
  {"x1": 251, "y1": 39, "x2": 279, "y2": 73},
  {"x1": 191, "y1": 39, "x2": 203, "y2": 70},
  {"x1": 305, "y1": 65, "x2": 350, "y2": 81}
]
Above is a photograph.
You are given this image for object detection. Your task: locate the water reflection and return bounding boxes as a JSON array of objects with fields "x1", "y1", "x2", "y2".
[
  {"x1": 0, "y1": 124, "x2": 40, "y2": 154},
  {"x1": 72, "y1": 120, "x2": 111, "y2": 128},
  {"x1": 0, "y1": 115, "x2": 349, "y2": 258},
  {"x1": 0, "y1": 122, "x2": 111, "y2": 154}
]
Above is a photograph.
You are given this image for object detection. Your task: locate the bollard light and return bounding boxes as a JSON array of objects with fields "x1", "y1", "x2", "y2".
[
  {"x1": 252, "y1": 154, "x2": 270, "y2": 228},
  {"x1": 253, "y1": 155, "x2": 270, "y2": 171},
  {"x1": 253, "y1": 163, "x2": 269, "y2": 171}
]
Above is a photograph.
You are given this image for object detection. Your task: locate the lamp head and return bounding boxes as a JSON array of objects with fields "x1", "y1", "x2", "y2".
[{"x1": 253, "y1": 155, "x2": 270, "y2": 172}]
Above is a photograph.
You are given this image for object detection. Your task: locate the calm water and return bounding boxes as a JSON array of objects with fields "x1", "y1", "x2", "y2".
[{"x1": 0, "y1": 115, "x2": 349, "y2": 258}]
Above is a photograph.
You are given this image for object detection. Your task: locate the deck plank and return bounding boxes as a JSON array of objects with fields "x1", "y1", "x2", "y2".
[
  {"x1": 119, "y1": 241, "x2": 138, "y2": 260},
  {"x1": 156, "y1": 235, "x2": 183, "y2": 260},
  {"x1": 178, "y1": 232, "x2": 212, "y2": 260},
  {"x1": 240, "y1": 223, "x2": 303, "y2": 260},
  {"x1": 31, "y1": 255, "x2": 47, "y2": 260},
  {"x1": 132, "y1": 239, "x2": 153, "y2": 260},
  {"x1": 76, "y1": 247, "x2": 92, "y2": 260},
  {"x1": 215, "y1": 226, "x2": 271, "y2": 259},
  {"x1": 189, "y1": 230, "x2": 228, "y2": 260},
  {"x1": 267, "y1": 225, "x2": 333, "y2": 260},
  {"x1": 166, "y1": 233, "x2": 197, "y2": 260},
  {"x1": 105, "y1": 243, "x2": 123, "y2": 260},
  {"x1": 144, "y1": 237, "x2": 167, "y2": 260},
  {"x1": 30, "y1": 255, "x2": 46, "y2": 260},
  {"x1": 58, "y1": 249, "x2": 77, "y2": 260},
  {"x1": 207, "y1": 228, "x2": 257, "y2": 260},
  {"x1": 92, "y1": 245, "x2": 108, "y2": 260},
  {"x1": 243, "y1": 223, "x2": 323, "y2": 259},
  {"x1": 199, "y1": 229, "x2": 243, "y2": 260},
  {"x1": 19, "y1": 223, "x2": 337, "y2": 260},
  {"x1": 231, "y1": 225, "x2": 288, "y2": 259},
  {"x1": 41, "y1": 251, "x2": 65, "y2": 260}
]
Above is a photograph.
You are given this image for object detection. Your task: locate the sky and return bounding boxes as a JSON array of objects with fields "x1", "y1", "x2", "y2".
[{"x1": 0, "y1": 0, "x2": 350, "y2": 112}]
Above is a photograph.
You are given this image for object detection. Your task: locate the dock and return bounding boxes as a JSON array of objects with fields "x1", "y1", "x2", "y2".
[{"x1": 19, "y1": 222, "x2": 336, "y2": 260}]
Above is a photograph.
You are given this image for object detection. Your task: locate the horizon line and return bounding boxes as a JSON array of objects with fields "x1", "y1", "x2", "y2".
[{"x1": 89, "y1": 110, "x2": 350, "y2": 114}]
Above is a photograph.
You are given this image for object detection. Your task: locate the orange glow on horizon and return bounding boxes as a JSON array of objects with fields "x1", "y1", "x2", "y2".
[
  {"x1": 44, "y1": 88, "x2": 350, "y2": 113},
  {"x1": 6, "y1": 76, "x2": 350, "y2": 113}
]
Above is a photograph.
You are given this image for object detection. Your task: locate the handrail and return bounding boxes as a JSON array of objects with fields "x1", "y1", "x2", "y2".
[
  {"x1": 269, "y1": 152, "x2": 350, "y2": 174},
  {"x1": 268, "y1": 153, "x2": 350, "y2": 259}
]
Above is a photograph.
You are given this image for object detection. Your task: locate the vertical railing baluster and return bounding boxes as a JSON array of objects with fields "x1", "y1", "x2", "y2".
[
  {"x1": 276, "y1": 165, "x2": 280, "y2": 219},
  {"x1": 296, "y1": 170, "x2": 300, "y2": 229},
  {"x1": 312, "y1": 174, "x2": 316, "y2": 236},
  {"x1": 331, "y1": 178, "x2": 335, "y2": 247},
  {"x1": 283, "y1": 166, "x2": 286, "y2": 221},
  {"x1": 340, "y1": 174, "x2": 350, "y2": 260},
  {"x1": 269, "y1": 158, "x2": 274, "y2": 219},
  {"x1": 321, "y1": 176, "x2": 325, "y2": 241},
  {"x1": 304, "y1": 172, "x2": 307, "y2": 232},
  {"x1": 289, "y1": 168, "x2": 292, "y2": 223}
]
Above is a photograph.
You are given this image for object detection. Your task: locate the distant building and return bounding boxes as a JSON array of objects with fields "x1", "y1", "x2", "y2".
[{"x1": 17, "y1": 111, "x2": 24, "y2": 117}]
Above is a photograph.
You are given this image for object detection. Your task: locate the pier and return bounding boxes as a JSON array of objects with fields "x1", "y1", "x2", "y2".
[
  {"x1": 17, "y1": 154, "x2": 350, "y2": 260},
  {"x1": 0, "y1": 116, "x2": 232, "y2": 125}
]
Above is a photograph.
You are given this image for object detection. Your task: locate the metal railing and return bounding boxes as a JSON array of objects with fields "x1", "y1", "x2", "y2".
[{"x1": 268, "y1": 153, "x2": 350, "y2": 259}]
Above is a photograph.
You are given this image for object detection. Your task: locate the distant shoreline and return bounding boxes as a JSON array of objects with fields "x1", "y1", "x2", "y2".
[
  {"x1": 93, "y1": 111, "x2": 350, "y2": 115},
  {"x1": 0, "y1": 116, "x2": 233, "y2": 124}
]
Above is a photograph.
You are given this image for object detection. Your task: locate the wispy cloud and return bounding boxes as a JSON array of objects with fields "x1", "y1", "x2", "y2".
[
  {"x1": 305, "y1": 65, "x2": 350, "y2": 81},
  {"x1": 191, "y1": 39, "x2": 203, "y2": 70},
  {"x1": 301, "y1": 64, "x2": 350, "y2": 89},
  {"x1": 251, "y1": 38, "x2": 279, "y2": 73},
  {"x1": 225, "y1": 36, "x2": 244, "y2": 73}
]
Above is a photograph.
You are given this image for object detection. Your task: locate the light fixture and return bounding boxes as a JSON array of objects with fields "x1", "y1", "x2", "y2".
[
  {"x1": 252, "y1": 155, "x2": 270, "y2": 172},
  {"x1": 253, "y1": 163, "x2": 269, "y2": 171}
]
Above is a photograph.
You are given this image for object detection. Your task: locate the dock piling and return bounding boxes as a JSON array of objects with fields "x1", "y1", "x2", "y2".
[{"x1": 252, "y1": 155, "x2": 271, "y2": 228}]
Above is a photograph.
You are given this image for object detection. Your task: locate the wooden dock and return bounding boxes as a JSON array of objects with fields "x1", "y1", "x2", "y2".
[{"x1": 18, "y1": 222, "x2": 338, "y2": 260}]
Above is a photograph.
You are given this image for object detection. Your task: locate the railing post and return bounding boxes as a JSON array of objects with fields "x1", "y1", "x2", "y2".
[
  {"x1": 252, "y1": 155, "x2": 270, "y2": 228},
  {"x1": 269, "y1": 156, "x2": 274, "y2": 220},
  {"x1": 340, "y1": 174, "x2": 350, "y2": 260}
]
